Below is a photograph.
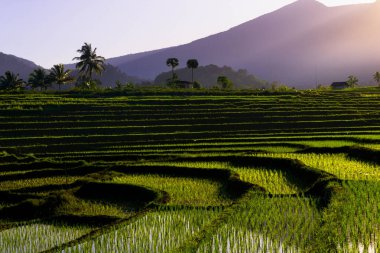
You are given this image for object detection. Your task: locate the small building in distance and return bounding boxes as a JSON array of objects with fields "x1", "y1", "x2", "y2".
[
  {"x1": 174, "y1": 80, "x2": 193, "y2": 89},
  {"x1": 331, "y1": 82, "x2": 349, "y2": 89}
]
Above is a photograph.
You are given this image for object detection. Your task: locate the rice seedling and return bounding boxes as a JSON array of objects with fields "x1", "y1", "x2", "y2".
[
  {"x1": 90, "y1": 145, "x2": 299, "y2": 154},
  {"x1": 0, "y1": 170, "x2": 38, "y2": 176},
  {"x1": 112, "y1": 175, "x2": 232, "y2": 206},
  {"x1": 316, "y1": 181, "x2": 380, "y2": 252},
  {"x1": 254, "y1": 153, "x2": 380, "y2": 180},
  {"x1": 58, "y1": 198, "x2": 129, "y2": 218},
  {"x1": 0, "y1": 177, "x2": 82, "y2": 191},
  {"x1": 250, "y1": 146, "x2": 300, "y2": 153},
  {"x1": 232, "y1": 167, "x2": 300, "y2": 194},
  {"x1": 197, "y1": 192, "x2": 320, "y2": 252},
  {"x1": 1, "y1": 91, "x2": 380, "y2": 252},
  {"x1": 0, "y1": 223, "x2": 92, "y2": 253},
  {"x1": 64, "y1": 208, "x2": 221, "y2": 253},
  {"x1": 0, "y1": 203, "x2": 9, "y2": 209},
  {"x1": 142, "y1": 161, "x2": 230, "y2": 170},
  {"x1": 290, "y1": 140, "x2": 358, "y2": 148},
  {"x1": 363, "y1": 144, "x2": 380, "y2": 150}
]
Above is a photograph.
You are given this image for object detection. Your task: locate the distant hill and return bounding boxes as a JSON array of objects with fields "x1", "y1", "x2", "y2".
[
  {"x1": 107, "y1": 48, "x2": 167, "y2": 66},
  {"x1": 154, "y1": 65, "x2": 269, "y2": 89},
  {"x1": 109, "y1": 0, "x2": 380, "y2": 88},
  {"x1": 97, "y1": 64, "x2": 143, "y2": 87},
  {"x1": 0, "y1": 52, "x2": 142, "y2": 88},
  {"x1": 67, "y1": 64, "x2": 143, "y2": 88},
  {"x1": 0, "y1": 52, "x2": 39, "y2": 80}
]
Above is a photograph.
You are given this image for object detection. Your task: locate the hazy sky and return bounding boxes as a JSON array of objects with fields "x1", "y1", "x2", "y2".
[{"x1": 0, "y1": 0, "x2": 375, "y2": 68}]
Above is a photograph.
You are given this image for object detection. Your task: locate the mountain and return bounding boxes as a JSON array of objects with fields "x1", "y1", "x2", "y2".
[
  {"x1": 110, "y1": 0, "x2": 380, "y2": 88},
  {"x1": 0, "y1": 52, "x2": 40, "y2": 80},
  {"x1": 154, "y1": 64, "x2": 269, "y2": 89},
  {"x1": 95, "y1": 64, "x2": 142, "y2": 86}
]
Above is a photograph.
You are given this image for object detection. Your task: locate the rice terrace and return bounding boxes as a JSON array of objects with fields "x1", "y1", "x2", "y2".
[{"x1": 0, "y1": 88, "x2": 380, "y2": 252}]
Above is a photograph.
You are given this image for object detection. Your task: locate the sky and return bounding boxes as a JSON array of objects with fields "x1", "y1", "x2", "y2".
[{"x1": 0, "y1": 0, "x2": 375, "y2": 68}]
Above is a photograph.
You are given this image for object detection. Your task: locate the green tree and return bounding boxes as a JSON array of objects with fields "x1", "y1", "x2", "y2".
[
  {"x1": 0, "y1": 71, "x2": 24, "y2": 91},
  {"x1": 186, "y1": 59, "x2": 199, "y2": 83},
  {"x1": 217, "y1": 75, "x2": 233, "y2": 89},
  {"x1": 48, "y1": 64, "x2": 74, "y2": 90},
  {"x1": 193, "y1": 81, "x2": 201, "y2": 89},
  {"x1": 73, "y1": 42, "x2": 105, "y2": 83},
  {"x1": 28, "y1": 68, "x2": 51, "y2": 91},
  {"x1": 166, "y1": 58, "x2": 179, "y2": 81},
  {"x1": 347, "y1": 75, "x2": 359, "y2": 87},
  {"x1": 373, "y1": 71, "x2": 380, "y2": 87}
]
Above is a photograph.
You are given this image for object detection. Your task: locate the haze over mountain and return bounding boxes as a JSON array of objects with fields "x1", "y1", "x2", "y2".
[
  {"x1": 0, "y1": 52, "x2": 40, "y2": 80},
  {"x1": 109, "y1": 0, "x2": 380, "y2": 88},
  {"x1": 65, "y1": 64, "x2": 143, "y2": 87},
  {"x1": 155, "y1": 64, "x2": 269, "y2": 88}
]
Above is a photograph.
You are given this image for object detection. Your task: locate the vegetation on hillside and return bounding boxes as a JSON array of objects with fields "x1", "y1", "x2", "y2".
[
  {"x1": 0, "y1": 71, "x2": 24, "y2": 91},
  {"x1": 48, "y1": 64, "x2": 74, "y2": 90},
  {"x1": 72, "y1": 42, "x2": 105, "y2": 89},
  {"x1": 155, "y1": 64, "x2": 269, "y2": 89}
]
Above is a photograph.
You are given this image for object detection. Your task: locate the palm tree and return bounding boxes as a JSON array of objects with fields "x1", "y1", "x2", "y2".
[
  {"x1": 28, "y1": 68, "x2": 50, "y2": 91},
  {"x1": 186, "y1": 59, "x2": 199, "y2": 83},
  {"x1": 48, "y1": 64, "x2": 74, "y2": 90},
  {"x1": 374, "y1": 71, "x2": 380, "y2": 87},
  {"x1": 0, "y1": 71, "x2": 24, "y2": 90},
  {"x1": 166, "y1": 58, "x2": 179, "y2": 81},
  {"x1": 72, "y1": 42, "x2": 105, "y2": 82},
  {"x1": 347, "y1": 75, "x2": 359, "y2": 88}
]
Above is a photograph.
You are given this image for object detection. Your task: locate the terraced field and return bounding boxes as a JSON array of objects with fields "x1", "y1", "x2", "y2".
[{"x1": 0, "y1": 90, "x2": 380, "y2": 252}]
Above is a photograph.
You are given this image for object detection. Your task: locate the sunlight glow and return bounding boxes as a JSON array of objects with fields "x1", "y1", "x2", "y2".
[
  {"x1": 0, "y1": 0, "x2": 377, "y2": 67},
  {"x1": 320, "y1": 0, "x2": 376, "y2": 6}
]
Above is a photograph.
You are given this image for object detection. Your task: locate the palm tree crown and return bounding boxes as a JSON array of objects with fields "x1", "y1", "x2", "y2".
[
  {"x1": 166, "y1": 58, "x2": 179, "y2": 81},
  {"x1": 347, "y1": 75, "x2": 359, "y2": 88},
  {"x1": 48, "y1": 64, "x2": 74, "y2": 90},
  {"x1": 73, "y1": 42, "x2": 105, "y2": 82},
  {"x1": 0, "y1": 71, "x2": 24, "y2": 90},
  {"x1": 186, "y1": 59, "x2": 199, "y2": 83},
  {"x1": 28, "y1": 68, "x2": 50, "y2": 91}
]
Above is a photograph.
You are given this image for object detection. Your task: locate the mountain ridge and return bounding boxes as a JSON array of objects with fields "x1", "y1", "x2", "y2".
[
  {"x1": 110, "y1": 0, "x2": 380, "y2": 88},
  {"x1": 0, "y1": 52, "x2": 40, "y2": 80},
  {"x1": 2, "y1": 0, "x2": 379, "y2": 88}
]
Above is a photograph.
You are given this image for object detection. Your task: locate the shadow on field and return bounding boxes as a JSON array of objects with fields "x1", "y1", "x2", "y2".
[
  {"x1": 0, "y1": 179, "x2": 164, "y2": 225},
  {"x1": 297, "y1": 145, "x2": 380, "y2": 165},
  {"x1": 75, "y1": 181, "x2": 165, "y2": 208},
  {"x1": 171, "y1": 155, "x2": 341, "y2": 209},
  {"x1": 111, "y1": 164, "x2": 265, "y2": 201}
]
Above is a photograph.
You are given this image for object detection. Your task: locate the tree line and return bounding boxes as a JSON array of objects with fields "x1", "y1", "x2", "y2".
[
  {"x1": 2, "y1": 43, "x2": 380, "y2": 91},
  {"x1": 165, "y1": 57, "x2": 234, "y2": 89},
  {"x1": 0, "y1": 43, "x2": 105, "y2": 91},
  {"x1": 344, "y1": 73, "x2": 380, "y2": 88}
]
